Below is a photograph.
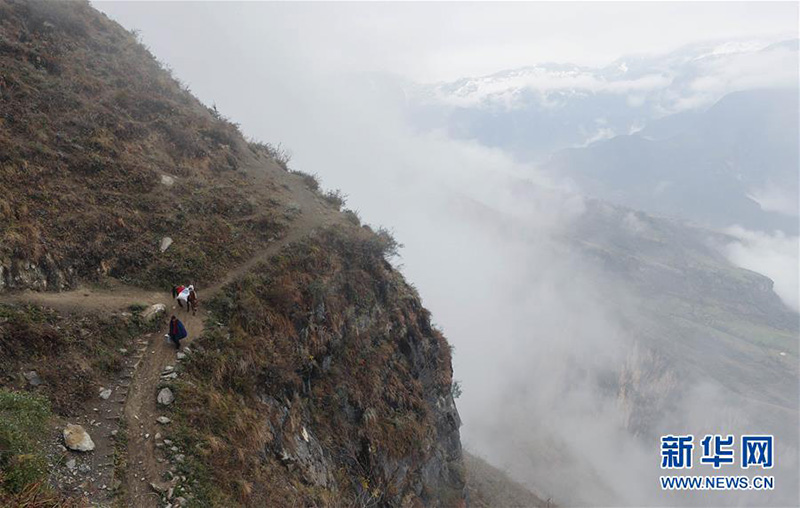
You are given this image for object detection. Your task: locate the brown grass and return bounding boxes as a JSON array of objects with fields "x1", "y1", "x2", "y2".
[
  {"x1": 170, "y1": 226, "x2": 456, "y2": 506},
  {"x1": 0, "y1": 0, "x2": 287, "y2": 291}
]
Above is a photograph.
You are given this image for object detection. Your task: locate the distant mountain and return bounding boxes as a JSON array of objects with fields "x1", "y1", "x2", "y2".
[
  {"x1": 405, "y1": 39, "x2": 799, "y2": 161},
  {"x1": 545, "y1": 89, "x2": 799, "y2": 232},
  {"x1": 454, "y1": 189, "x2": 799, "y2": 505}
]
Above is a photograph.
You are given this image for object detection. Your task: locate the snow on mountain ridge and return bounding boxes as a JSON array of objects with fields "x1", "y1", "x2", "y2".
[{"x1": 412, "y1": 38, "x2": 797, "y2": 112}]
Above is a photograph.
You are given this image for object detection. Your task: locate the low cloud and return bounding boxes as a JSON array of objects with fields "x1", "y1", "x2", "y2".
[
  {"x1": 723, "y1": 226, "x2": 800, "y2": 312},
  {"x1": 748, "y1": 182, "x2": 799, "y2": 217}
]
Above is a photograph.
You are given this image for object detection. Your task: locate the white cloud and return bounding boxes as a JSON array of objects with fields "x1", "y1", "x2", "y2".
[
  {"x1": 724, "y1": 226, "x2": 800, "y2": 312},
  {"x1": 749, "y1": 182, "x2": 799, "y2": 217}
]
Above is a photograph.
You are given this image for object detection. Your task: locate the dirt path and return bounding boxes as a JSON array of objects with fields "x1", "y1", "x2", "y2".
[
  {"x1": 2, "y1": 161, "x2": 344, "y2": 507},
  {"x1": 123, "y1": 163, "x2": 342, "y2": 507}
]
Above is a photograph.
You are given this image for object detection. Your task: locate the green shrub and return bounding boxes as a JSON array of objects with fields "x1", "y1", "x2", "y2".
[
  {"x1": 0, "y1": 390, "x2": 51, "y2": 494},
  {"x1": 128, "y1": 303, "x2": 148, "y2": 313}
]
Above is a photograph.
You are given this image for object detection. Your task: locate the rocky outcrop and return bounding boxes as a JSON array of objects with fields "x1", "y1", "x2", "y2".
[
  {"x1": 0, "y1": 256, "x2": 74, "y2": 292},
  {"x1": 141, "y1": 303, "x2": 167, "y2": 321}
]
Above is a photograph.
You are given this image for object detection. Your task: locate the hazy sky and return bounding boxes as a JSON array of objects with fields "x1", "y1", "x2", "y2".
[{"x1": 95, "y1": 2, "x2": 797, "y2": 82}]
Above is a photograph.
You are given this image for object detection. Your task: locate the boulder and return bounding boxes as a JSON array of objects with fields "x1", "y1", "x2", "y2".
[
  {"x1": 142, "y1": 303, "x2": 166, "y2": 321},
  {"x1": 157, "y1": 387, "x2": 175, "y2": 406},
  {"x1": 63, "y1": 424, "x2": 95, "y2": 452},
  {"x1": 23, "y1": 370, "x2": 42, "y2": 386},
  {"x1": 160, "y1": 237, "x2": 173, "y2": 253}
]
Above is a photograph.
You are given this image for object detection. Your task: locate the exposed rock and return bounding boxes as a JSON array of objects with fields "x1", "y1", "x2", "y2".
[
  {"x1": 23, "y1": 370, "x2": 42, "y2": 386},
  {"x1": 151, "y1": 481, "x2": 168, "y2": 494},
  {"x1": 275, "y1": 426, "x2": 332, "y2": 488},
  {"x1": 157, "y1": 416, "x2": 171, "y2": 424},
  {"x1": 158, "y1": 387, "x2": 175, "y2": 406},
  {"x1": 99, "y1": 388, "x2": 112, "y2": 400},
  {"x1": 0, "y1": 256, "x2": 73, "y2": 292},
  {"x1": 176, "y1": 352, "x2": 186, "y2": 361},
  {"x1": 63, "y1": 424, "x2": 95, "y2": 452},
  {"x1": 142, "y1": 303, "x2": 167, "y2": 321},
  {"x1": 160, "y1": 237, "x2": 173, "y2": 252}
]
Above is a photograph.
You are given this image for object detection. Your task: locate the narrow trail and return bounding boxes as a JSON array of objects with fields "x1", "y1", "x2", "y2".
[{"x1": 1, "y1": 160, "x2": 344, "y2": 507}]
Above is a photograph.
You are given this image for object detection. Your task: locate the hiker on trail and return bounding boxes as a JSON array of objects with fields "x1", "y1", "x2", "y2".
[
  {"x1": 172, "y1": 284, "x2": 184, "y2": 300},
  {"x1": 187, "y1": 286, "x2": 198, "y2": 315},
  {"x1": 166, "y1": 315, "x2": 187, "y2": 349},
  {"x1": 175, "y1": 284, "x2": 192, "y2": 310}
]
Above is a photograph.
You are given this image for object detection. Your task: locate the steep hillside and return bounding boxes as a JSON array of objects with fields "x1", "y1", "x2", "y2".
[
  {"x1": 0, "y1": 1, "x2": 466, "y2": 506},
  {"x1": 0, "y1": 0, "x2": 287, "y2": 291},
  {"x1": 463, "y1": 452, "x2": 550, "y2": 508}
]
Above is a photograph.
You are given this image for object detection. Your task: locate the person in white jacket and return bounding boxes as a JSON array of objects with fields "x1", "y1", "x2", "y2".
[{"x1": 176, "y1": 285, "x2": 192, "y2": 310}]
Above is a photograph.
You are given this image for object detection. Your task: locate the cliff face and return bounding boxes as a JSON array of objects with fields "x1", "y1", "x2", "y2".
[
  {"x1": 0, "y1": 1, "x2": 465, "y2": 505},
  {"x1": 178, "y1": 228, "x2": 465, "y2": 505}
]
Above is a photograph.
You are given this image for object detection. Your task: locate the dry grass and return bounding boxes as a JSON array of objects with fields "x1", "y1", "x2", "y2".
[
  {"x1": 171, "y1": 226, "x2": 456, "y2": 506},
  {"x1": 0, "y1": 304, "x2": 158, "y2": 415},
  {"x1": 0, "y1": 0, "x2": 287, "y2": 291}
]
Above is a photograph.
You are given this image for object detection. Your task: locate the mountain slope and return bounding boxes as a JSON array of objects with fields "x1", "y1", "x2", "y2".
[
  {"x1": 406, "y1": 39, "x2": 799, "y2": 160},
  {"x1": 545, "y1": 89, "x2": 799, "y2": 232},
  {"x1": 0, "y1": 1, "x2": 466, "y2": 506},
  {"x1": 0, "y1": 0, "x2": 287, "y2": 291}
]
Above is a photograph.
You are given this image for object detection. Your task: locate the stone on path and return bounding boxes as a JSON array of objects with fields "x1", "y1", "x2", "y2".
[
  {"x1": 99, "y1": 388, "x2": 112, "y2": 400},
  {"x1": 63, "y1": 424, "x2": 95, "y2": 452},
  {"x1": 157, "y1": 416, "x2": 171, "y2": 425}
]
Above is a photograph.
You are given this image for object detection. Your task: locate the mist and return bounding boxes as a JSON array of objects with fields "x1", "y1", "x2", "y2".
[{"x1": 95, "y1": 2, "x2": 799, "y2": 505}]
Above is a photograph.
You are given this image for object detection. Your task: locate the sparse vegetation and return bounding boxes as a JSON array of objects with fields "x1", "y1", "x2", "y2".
[
  {"x1": 0, "y1": 0, "x2": 287, "y2": 291},
  {"x1": 322, "y1": 189, "x2": 347, "y2": 210},
  {"x1": 248, "y1": 140, "x2": 293, "y2": 170},
  {"x1": 0, "y1": 304, "x2": 158, "y2": 414},
  {"x1": 451, "y1": 380, "x2": 463, "y2": 399},
  {"x1": 290, "y1": 169, "x2": 321, "y2": 192},
  {"x1": 172, "y1": 225, "x2": 458, "y2": 506},
  {"x1": 0, "y1": 390, "x2": 50, "y2": 495}
]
